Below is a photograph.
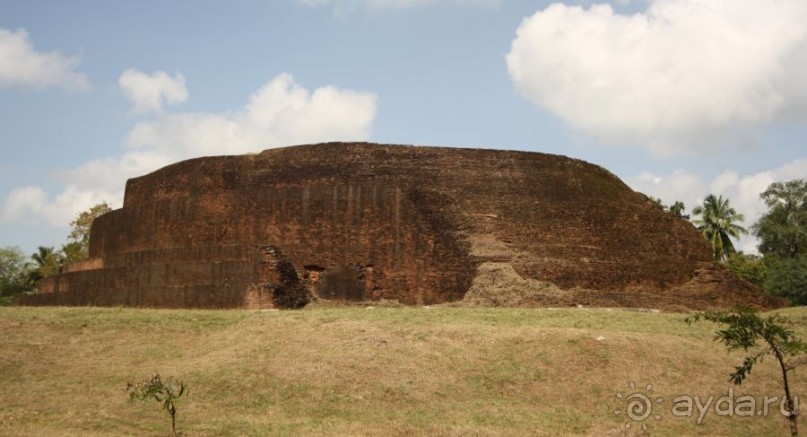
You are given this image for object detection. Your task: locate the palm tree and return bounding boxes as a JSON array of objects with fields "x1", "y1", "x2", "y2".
[
  {"x1": 30, "y1": 246, "x2": 63, "y2": 279},
  {"x1": 692, "y1": 194, "x2": 748, "y2": 262}
]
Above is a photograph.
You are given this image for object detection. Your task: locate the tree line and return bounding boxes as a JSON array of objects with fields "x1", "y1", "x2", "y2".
[
  {"x1": 0, "y1": 202, "x2": 111, "y2": 305},
  {"x1": 654, "y1": 178, "x2": 807, "y2": 305}
]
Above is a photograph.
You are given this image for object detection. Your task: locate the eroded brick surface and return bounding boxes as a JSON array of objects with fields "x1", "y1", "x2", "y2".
[{"x1": 19, "y1": 142, "x2": 782, "y2": 309}]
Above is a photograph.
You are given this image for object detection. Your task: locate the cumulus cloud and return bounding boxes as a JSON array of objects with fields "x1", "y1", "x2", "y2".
[
  {"x1": 627, "y1": 158, "x2": 807, "y2": 253},
  {"x1": 119, "y1": 69, "x2": 188, "y2": 114},
  {"x1": 124, "y1": 73, "x2": 377, "y2": 157},
  {"x1": 506, "y1": 0, "x2": 807, "y2": 154},
  {"x1": 1, "y1": 73, "x2": 377, "y2": 230},
  {"x1": 0, "y1": 28, "x2": 89, "y2": 90},
  {"x1": 1, "y1": 185, "x2": 119, "y2": 228},
  {"x1": 297, "y1": 0, "x2": 500, "y2": 12}
]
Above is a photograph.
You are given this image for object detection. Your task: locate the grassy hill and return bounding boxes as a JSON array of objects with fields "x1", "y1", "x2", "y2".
[{"x1": 1, "y1": 305, "x2": 806, "y2": 436}]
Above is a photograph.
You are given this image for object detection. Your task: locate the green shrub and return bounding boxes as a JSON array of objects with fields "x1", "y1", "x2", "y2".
[{"x1": 726, "y1": 253, "x2": 767, "y2": 287}]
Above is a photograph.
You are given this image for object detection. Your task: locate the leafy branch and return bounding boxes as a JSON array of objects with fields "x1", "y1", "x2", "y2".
[{"x1": 687, "y1": 307, "x2": 805, "y2": 436}]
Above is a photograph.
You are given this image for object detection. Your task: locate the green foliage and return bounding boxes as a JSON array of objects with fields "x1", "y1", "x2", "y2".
[
  {"x1": 750, "y1": 179, "x2": 807, "y2": 305},
  {"x1": 1, "y1": 247, "x2": 28, "y2": 291},
  {"x1": 667, "y1": 200, "x2": 690, "y2": 220},
  {"x1": 764, "y1": 254, "x2": 807, "y2": 306},
  {"x1": 753, "y1": 179, "x2": 807, "y2": 259},
  {"x1": 30, "y1": 246, "x2": 63, "y2": 279},
  {"x1": 692, "y1": 194, "x2": 748, "y2": 262},
  {"x1": 0, "y1": 246, "x2": 26, "y2": 279},
  {"x1": 645, "y1": 196, "x2": 690, "y2": 219},
  {"x1": 127, "y1": 374, "x2": 188, "y2": 436},
  {"x1": 647, "y1": 196, "x2": 664, "y2": 208},
  {"x1": 66, "y1": 202, "x2": 113, "y2": 262},
  {"x1": 1, "y1": 203, "x2": 113, "y2": 300},
  {"x1": 686, "y1": 307, "x2": 805, "y2": 436},
  {"x1": 0, "y1": 246, "x2": 36, "y2": 304},
  {"x1": 726, "y1": 253, "x2": 767, "y2": 287},
  {"x1": 61, "y1": 241, "x2": 86, "y2": 265}
]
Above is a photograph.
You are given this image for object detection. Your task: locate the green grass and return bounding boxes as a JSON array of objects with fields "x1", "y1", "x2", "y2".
[{"x1": 1, "y1": 305, "x2": 806, "y2": 436}]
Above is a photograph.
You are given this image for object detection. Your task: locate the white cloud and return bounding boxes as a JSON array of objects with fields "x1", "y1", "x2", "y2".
[
  {"x1": 1, "y1": 73, "x2": 377, "y2": 230},
  {"x1": 297, "y1": 0, "x2": 500, "y2": 13},
  {"x1": 124, "y1": 73, "x2": 377, "y2": 157},
  {"x1": 631, "y1": 169, "x2": 706, "y2": 207},
  {"x1": 506, "y1": 0, "x2": 807, "y2": 154},
  {"x1": 119, "y1": 69, "x2": 188, "y2": 114},
  {"x1": 1, "y1": 186, "x2": 117, "y2": 228},
  {"x1": 0, "y1": 28, "x2": 89, "y2": 90},
  {"x1": 627, "y1": 158, "x2": 807, "y2": 253}
]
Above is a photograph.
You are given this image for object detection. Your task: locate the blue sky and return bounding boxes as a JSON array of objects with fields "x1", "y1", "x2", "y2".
[{"x1": 1, "y1": 0, "x2": 805, "y2": 255}]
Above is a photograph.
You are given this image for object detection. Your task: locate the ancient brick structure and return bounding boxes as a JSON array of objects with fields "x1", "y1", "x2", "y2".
[{"x1": 20, "y1": 142, "x2": 782, "y2": 309}]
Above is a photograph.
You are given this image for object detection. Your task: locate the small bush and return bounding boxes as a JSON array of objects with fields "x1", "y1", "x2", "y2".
[
  {"x1": 726, "y1": 253, "x2": 767, "y2": 287},
  {"x1": 127, "y1": 374, "x2": 188, "y2": 436}
]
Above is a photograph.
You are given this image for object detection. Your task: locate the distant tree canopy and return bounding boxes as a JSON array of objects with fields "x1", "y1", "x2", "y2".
[
  {"x1": 1, "y1": 202, "x2": 113, "y2": 304},
  {"x1": 30, "y1": 246, "x2": 63, "y2": 281},
  {"x1": 61, "y1": 241, "x2": 86, "y2": 265},
  {"x1": 667, "y1": 201, "x2": 690, "y2": 220},
  {"x1": 726, "y1": 253, "x2": 767, "y2": 287},
  {"x1": 648, "y1": 196, "x2": 664, "y2": 208},
  {"x1": 1, "y1": 245, "x2": 66, "y2": 304},
  {"x1": 753, "y1": 179, "x2": 807, "y2": 259},
  {"x1": 647, "y1": 196, "x2": 690, "y2": 220},
  {"x1": 752, "y1": 179, "x2": 807, "y2": 305},
  {"x1": 0, "y1": 246, "x2": 27, "y2": 281},
  {"x1": 764, "y1": 255, "x2": 807, "y2": 305},
  {"x1": 66, "y1": 202, "x2": 113, "y2": 262},
  {"x1": 693, "y1": 194, "x2": 747, "y2": 262},
  {"x1": 0, "y1": 246, "x2": 36, "y2": 304}
]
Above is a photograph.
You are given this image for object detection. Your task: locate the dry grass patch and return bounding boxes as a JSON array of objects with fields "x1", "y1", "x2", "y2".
[
  {"x1": 458, "y1": 263, "x2": 569, "y2": 306},
  {"x1": 0, "y1": 306, "x2": 805, "y2": 435}
]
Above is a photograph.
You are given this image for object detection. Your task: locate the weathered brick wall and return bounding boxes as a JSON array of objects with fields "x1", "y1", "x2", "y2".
[
  {"x1": 18, "y1": 142, "x2": 778, "y2": 309},
  {"x1": 29, "y1": 245, "x2": 257, "y2": 307}
]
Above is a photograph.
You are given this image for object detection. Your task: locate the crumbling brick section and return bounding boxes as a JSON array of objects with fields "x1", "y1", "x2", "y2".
[
  {"x1": 17, "y1": 142, "x2": 782, "y2": 310},
  {"x1": 245, "y1": 245, "x2": 309, "y2": 309}
]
